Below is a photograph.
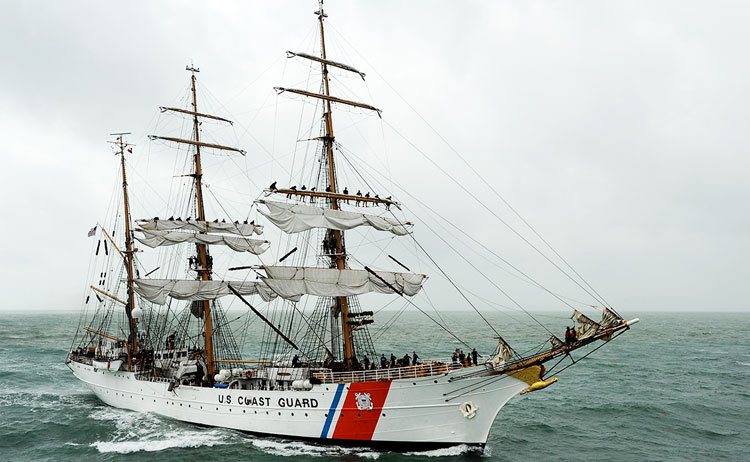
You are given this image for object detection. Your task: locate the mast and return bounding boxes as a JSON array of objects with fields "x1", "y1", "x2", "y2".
[
  {"x1": 316, "y1": 1, "x2": 356, "y2": 369},
  {"x1": 147, "y1": 67, "x2": 243, "y2": 381},
  {"x1": 187, "y1": 65, "x2": 216, "y2": 380},
  {"x1": 112, "y1": 133, "x2": 137, "y2": 370}
]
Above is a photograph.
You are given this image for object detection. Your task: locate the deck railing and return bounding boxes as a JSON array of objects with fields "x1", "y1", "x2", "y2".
[{"x1": 310, "y1": 360, "x2": 481, "y2": 384}]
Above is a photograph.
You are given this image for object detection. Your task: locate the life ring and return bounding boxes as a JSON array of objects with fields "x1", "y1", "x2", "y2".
[{"x1": 245, "y1": 370, "x2": 254, "y2": 379}]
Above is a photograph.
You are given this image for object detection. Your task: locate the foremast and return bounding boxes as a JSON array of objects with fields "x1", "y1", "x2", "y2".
[
  {"x1": 315, "y1": 3, "x2": 356, "y2": 369},
  {"x1": 269, "y1": 0, "x2": 410, "y2": 371}
]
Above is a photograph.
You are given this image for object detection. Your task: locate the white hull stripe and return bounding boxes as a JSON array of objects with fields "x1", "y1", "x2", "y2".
[{"x1": 320, "y1": 383, "x2": 345, "y2": 438}]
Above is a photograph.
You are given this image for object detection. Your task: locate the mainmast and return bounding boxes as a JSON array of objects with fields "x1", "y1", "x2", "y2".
[
  {"x1": 187, "y1": 66, "x2": 216, "y2": 380},
  {"x1": 111, "y1": 133, "x2": 137, "y2": 370},
  {"x1": 315, "y1": 1, "x2": 356, "y2": 369},
  {"x1": 147, "y1": 66, "x2": 247, "y2": 382}
]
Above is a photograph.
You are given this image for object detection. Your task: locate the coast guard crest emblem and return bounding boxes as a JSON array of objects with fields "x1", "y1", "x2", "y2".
[{"x1": 354, "y1": 392, "x2": 373, "y2": 411}]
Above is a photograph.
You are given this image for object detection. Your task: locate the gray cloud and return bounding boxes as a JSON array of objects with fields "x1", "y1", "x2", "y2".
[{"x1": 1, "y1": 1, "x2": 748, "y2": 313}]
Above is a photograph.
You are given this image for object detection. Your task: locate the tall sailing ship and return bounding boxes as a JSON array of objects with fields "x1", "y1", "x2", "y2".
[{"x1": 67, "y1": 2, "x2": 638, "y2": 449}]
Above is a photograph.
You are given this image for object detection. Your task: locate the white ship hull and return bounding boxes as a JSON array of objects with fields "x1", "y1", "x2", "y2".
[{"x1": 69, "y1": 360, "x2": 527, "y2": 447}]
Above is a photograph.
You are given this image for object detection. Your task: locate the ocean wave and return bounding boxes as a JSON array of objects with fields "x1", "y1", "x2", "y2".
[
  {"x1": 0, "y1": 390, "x2": 93, "y2": 410},
  {"x1": 736, "y1": 361, "x2": 750, "y2": 367}
]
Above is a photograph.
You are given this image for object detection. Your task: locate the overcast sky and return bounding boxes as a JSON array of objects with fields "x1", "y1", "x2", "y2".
[{"x1": 1, "y1": 1, "x2": 748, "y2": 314}]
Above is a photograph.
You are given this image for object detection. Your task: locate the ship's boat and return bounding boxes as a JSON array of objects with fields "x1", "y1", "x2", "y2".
[{"x1": 67, "y1": 0, "x2": 638, "y2": 449}]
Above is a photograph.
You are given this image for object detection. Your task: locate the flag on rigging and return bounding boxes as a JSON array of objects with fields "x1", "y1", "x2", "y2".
[
  {"x1": 127, "y1": 147, "x2": 132, "y2": 153},
  {"x1": 87, "y1": 225, "x2": 97, "y2": 237}
]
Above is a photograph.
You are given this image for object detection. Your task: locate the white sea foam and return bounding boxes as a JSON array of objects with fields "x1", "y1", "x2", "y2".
[
  {"x1": 89, "y1": 407, "x2": 234, "y2": 453},
  {"x1": 405, "y1": 444, "x2": 481, "y2": 457},
  {"x1": 250, "y1": 437, "x2": 377, "y2": 458},
  {"x1": 737, "y1": 361, "x2": 750, "y2": 367},
  {"x1": 91, "y1": 430, "x2": 229, "y2": 454},
  {"x1": 249, "y1": 437, "x2": 480, "y2": 458}
]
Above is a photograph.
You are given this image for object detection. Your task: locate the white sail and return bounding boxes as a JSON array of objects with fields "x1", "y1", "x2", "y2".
[
  {"x1": 133, "y1": 279, "x2": 279, "y2": 305},
  {"x1": 136, "y1": 229, "x2": 269, "y2": 254},
  {"x1": 258, "y1": 200, "x2": 411, "y2": 236},
  {"x1": 137, "y1": 218, "x2": 263, "y2": 236},
  {"x1": 262, "y1": 266, "x2": 426, "y2": 300}
]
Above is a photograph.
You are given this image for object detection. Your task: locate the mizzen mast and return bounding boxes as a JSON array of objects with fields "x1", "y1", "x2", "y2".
[{"x1": 110, "y1": 133, "x2": 137, "y2": 370}]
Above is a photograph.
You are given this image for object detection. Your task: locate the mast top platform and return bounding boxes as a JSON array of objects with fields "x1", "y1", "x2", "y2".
[{"x1": 315, "y1": 0, "x2": 327, "y2": 19}]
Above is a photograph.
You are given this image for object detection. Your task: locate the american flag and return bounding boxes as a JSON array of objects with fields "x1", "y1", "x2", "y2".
[{"x1": 87, "y1": 225, "x2": 97, "y2": 237}]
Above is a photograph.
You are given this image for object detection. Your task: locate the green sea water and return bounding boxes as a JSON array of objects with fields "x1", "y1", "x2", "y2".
[{"x1": 0, "y1": 311, "x2": 748, "y2": 461}]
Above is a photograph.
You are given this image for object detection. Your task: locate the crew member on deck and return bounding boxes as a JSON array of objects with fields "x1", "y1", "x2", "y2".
[
  {"x1": 362, "y1": 355, "x2": 370, "y2": 370},
  {"x1": 471, "y1": 348, "x2": 478, "y2": 366},
  {"x1": 380, "y1": 354, "x2": 387, "y2": 368},
  {"x1": 167, "y1": 331, "x2": 176, "y2": 349},
  {"x1": 412, "y1": 351, "x2": 419, "y2": 365}
]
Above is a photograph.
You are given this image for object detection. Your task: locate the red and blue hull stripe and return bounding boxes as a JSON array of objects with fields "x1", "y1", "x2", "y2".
[{"x1": 321, "y1": 380, "x2": 393, "y2": 441}]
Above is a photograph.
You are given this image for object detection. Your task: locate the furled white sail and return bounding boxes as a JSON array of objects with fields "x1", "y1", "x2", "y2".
[
  {"x1": 258, "y1": 200, "x2": 411, "y2": 236},
  {"x1": 136, "y1": 229, "x2": 269, "y2": 254},
  {"x1": 573, "y1": 310, "x2": 601, "y2": 339},
  {"x1": 597, "y1": 307, "x2": 622, "y2": 329},
  {"x1": 137, "y1": 218, "x2": 263, "y2": 236},
  {"x1": 133, "y1": 279, "x2": 279, "y2": 305},
  {"x1": 262, "y1": 266, "x2": 426, "y2": 300},
  {"x1": 487, "y1": 336, "x2": 513, "y2": 370}
]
